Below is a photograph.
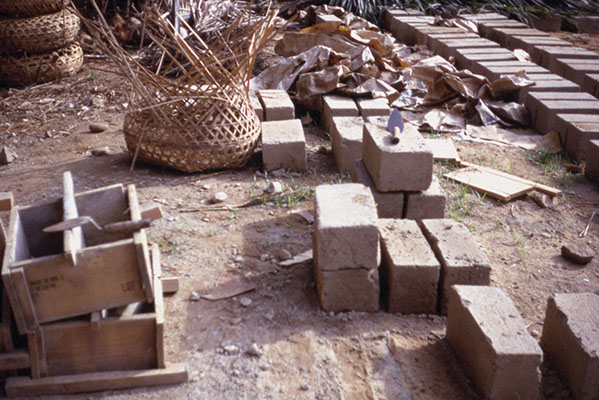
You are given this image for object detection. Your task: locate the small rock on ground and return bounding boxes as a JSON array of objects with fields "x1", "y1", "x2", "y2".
[
  {"x1": 240, "y1": 297, "x2": 252, "y2": 307},
  {"x1": 246, "y1": 343, "x2": 263, "y2": 357},
  {"x1": 561, "y1": 243, "x2": 595, "y2": 265},
  {"x1": 91, "y1": 147, "x2": 109, "y2": 156},
  {"x1": 210, "y1": 192, "x2": 228, "y2": 204},
  {"x1": 89, "y1": 122, "x2": 108, "y2": 133},
  {"x1": 0, "y1": 147, "x2": 17, "y2": 164},
  {"x1": 267, "y1": 181, "x2": 283, "y2": 194}
]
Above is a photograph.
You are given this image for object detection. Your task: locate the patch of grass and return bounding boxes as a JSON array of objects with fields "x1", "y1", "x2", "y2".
[
  {"x1": 511, "y1": 233, "x2": 526, "y2": 262},
  {"x1": 449, "y1": 185, "x2": 475, "y2": 222},
  {"x1": 272, "y1": 185, "x2": 314, "y2": 208},
  {"x1": 528, "y1": 149, "x2": 567, "y2": 176}
]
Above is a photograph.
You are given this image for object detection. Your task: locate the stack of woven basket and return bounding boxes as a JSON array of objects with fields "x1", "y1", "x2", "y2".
[{"x1": 0, "y1": 0, "x2": 83, "y2": 86}]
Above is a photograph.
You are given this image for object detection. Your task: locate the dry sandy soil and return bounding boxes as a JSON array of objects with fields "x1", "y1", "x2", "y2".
[{"x1": 0, "y1": 23, "x2": 598, "y2": 400}]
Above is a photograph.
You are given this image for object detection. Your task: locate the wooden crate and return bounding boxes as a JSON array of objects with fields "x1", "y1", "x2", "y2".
[{"x1": 2, "y1": 175, "x2": 154, "y2": 335}]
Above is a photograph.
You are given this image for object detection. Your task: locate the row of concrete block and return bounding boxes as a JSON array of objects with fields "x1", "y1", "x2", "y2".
[
  {"x1": 448, "y1": 286, "x2": 599, "y2": 400},
  {"x1": 384, "y1": 10, "x2": 599, "y2": 161},
  {"x1": 313, "y1": 183, "x2": 487, "y2": 314}
]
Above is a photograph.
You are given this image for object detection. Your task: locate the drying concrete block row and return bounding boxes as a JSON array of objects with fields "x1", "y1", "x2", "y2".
[
  {"x1": 525, "y1": 91, "x2": 599, "y2": 136},
  {"x1": 352, "y1": 159, "x2": 404, "y2": 219},
  {"x1": 554, "y1": 114, "x2": 599, "y2": 160},
  {"x1": 517, "y1": 76, "x2": 580, "y2": 103},
  {"x1": 454, "y1": 47, "x2": 516, "y2": 71},
  {"x1": 434, "y1": 37, "x2": 501, "y2": 60},
  {"x1": 477, "y1": 19, "x2": 528, "y2": 37},
  {"x1": 404, "y1": 176, "x2": 446, "y2": 220},
  {"x1": 330, "y1": 116, "x2": 364, "y2": 174},
  {"x1": 356, "y1": 98, "x2": 390, "y2": 117},
  {"x1": 585, "y1": 74, "x2": 599, "y2": 98},
  {"x1": 258, "y1": 89, "x2": 295, "y2": 121},
  {"x1": 533, "y1": 46, "x2": 599, "y2": 71},
  {"x1": 476, "y1": 60, "x2": 550, "y2": 81},
  {"x1": 249, "y1": 91, "x2": 264, "y2": 121},
  {"x1": 510, "y1": 36, "x2": 572, "y2": 54},
  {"x1": 261, "y1": 119, "x2": 306, "y2": 172},
  {"x1": 541, "y1": 293, "x2": 599, "y2": 400},
  {"x1": 585, "y1": 140, "x2": 599, "y2": 183},
  {"x1": 362, "y1": 123, "x2": 433, "y2": 192},
  {"x1": 419, "y1": 219, "x2": 491, "y2": 314},
  {"x1": 313, "y1": 184, "x2": 380, "y2": 312},
  {"x1": 446, "y1": 285, "x2": 543, "y2": 400},
  {"x1": 383, "y1": 14, "x2": 433, "y2": 45},
  {"x1": 486, "y1": 27, "x2": 549, "y2": 47},
  {"x1": 379, "y1": 219, "x2": 440, "y2": 314},
  {"x1": 321, "y1": 95, "x2": 359, "y2": 133},
  {"x1": 555, "y1": 59, "x2": 599, "y2": 86}
]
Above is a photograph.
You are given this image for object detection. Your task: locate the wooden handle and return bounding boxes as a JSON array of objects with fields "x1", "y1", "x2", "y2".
[
  {"x1": 391, "y1": 126, "x2": 400, "y2": 144},
  {"x1": 103, "y1": 219, "x2": 151, "y2": 234}
]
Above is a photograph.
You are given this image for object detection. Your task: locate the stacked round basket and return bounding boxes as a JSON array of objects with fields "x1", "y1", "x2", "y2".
[{"x1": 0, "y1": 0, "x2": 83, "y2": 86}]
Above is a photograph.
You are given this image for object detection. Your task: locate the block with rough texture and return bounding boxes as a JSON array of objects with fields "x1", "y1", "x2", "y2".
[
  {"x1": 352, "y1": 159, "x2": 404, "y2": 219},
  {"x1": 541, "y1": 293, "x2": 599, "y2": 400},
  {"x1": 447, "y1": 285, "x2": 543, "y2": 400},
  {"x1": 412, "y1": 26, "x2": 464, "y2": 45},
  {"x1": 585, "y1": 74, "x2": 599, "y2": 98},
  {"x1": 356, "y1": 98, "x2": 390, "y2": 117},
  {"x1": 477, "y1": 19, "x2": 528, "y2": 37},
  {"x1": 454, "y1": 47, "x2": 515, "y2": 71},
  {"x1": 555, "y1": 114, "x2": 599, "y2": 145},
  {"x1": 249, "y1": 92, "x2": 263, "y2": 121},
  {"x1": 362, "y1": 123, "x2": 433, "y2": 192},
  {"x1": 315, "y1": 267, "x2": 380, "y2": 312},
  {"x1": 465, "y1": 53, "x2": 519, "y2": 74},
  {"x1": 563, "y1": 123, "x2": 599, "y2": 161},
  {"x1": 379, "y1": 219, "x2": 440, "y2": 314},
  {"x1": 461, "y1": 13, "x2": 507, "y2": 22},
  {"x1": 477, "y1": 61, "x2": 549, "y2": 81},
  {"x1": 313, "y1": 184, "x2": 380, "y2": 271},
  {"x1": 425, "y1": 32, "x2": 479, "y2": 49},
  {"x1": 573, "y1": 16, "x2": 599, "y2": 34},
  {"x1": 585, "y1": 140, "x2": 599, "y2": 182},
  {"x1": 404, "y1": 175, "x2": 446, "y2": 220},
  {"x1": 526, "y1": 92, "x2": 599, "y2": 135},
  {"x1": 508, "y1": 36, "x2": 570, "y2": 53},
  {"x1": 258, "y1": 89, "x2": 295, "y2": 121},
  {"x1": 486, "y1": 27, "x2": 549, "y2": 47},
  {"x1": 555, "y1": 59, "x2": 599, "y2": 86},
  {"x1": 321, "y1": 95, "x2": 359, "y2": 133},
  {"x1": 533, "y1": 46, "x2": 599, "y2": 71},
  {"x1": 419, "y1": 219, "x2": 491, "y2": 314},
  {"x1": 518, "y1": 78, "x2": 580, "y2": 103},
  {"x1": 330, "y1": 116, "x2": 364, "y2": 174},
  {"x1": 385, "y1": 15, "x2": 434, "y2": 45},
  {"x1": 435, "y1": 38, "x2": 500, "y2": 59},
  {"x1": 261, "y1": 119, "x2": 306, "y2": 171}
]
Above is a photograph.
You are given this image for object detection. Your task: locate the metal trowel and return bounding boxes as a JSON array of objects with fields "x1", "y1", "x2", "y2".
[
  {"x1": 387, "y1": 108, "x2": 404, "y2": 144},
  {"x1": 43, "y1": 215, "x2": 151, "y2": 234}
]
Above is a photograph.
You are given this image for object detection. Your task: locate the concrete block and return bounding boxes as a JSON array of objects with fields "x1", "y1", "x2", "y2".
[
  {"x1": 419, "y1": 219, "x2": 491, "y2": 314},
  {"x1": 526, "y1": 92, "x2": 599, "y2": 135},
  {"x1": 356, "y1": 97, "x2": 390, "y2": 117},
  {"x1": 454, "y1": 47, "x2": 515, "y2": 71},
  {"x1": 476, "y1": 61, "x2": 549, "y2": 81},
  {"x1": 426, "y1": 32, "x2": 480, "y2": 50},
  {"x1": 563, "y1": 123, "x2": 599, "y2": 161},
  {"x1": 555, "y1": 113, "x2": 599, "y2": 146},
  {"x1": 530, "y1": 14, "x2": 562, "y2": 32},
  {"x1": 477, "y1": 19, "x2": 528, "y2": 37},
  {"x1": 362, "y1": 123, "x2": 433, "y2": 192},
  {"x1": 386, "y1": 16, "x2": 434, "y2": 44},
  {"x1": 261, "y1": 119, "x2": 306, "y2": 171},
  {"x1": 486, "y1": 27, "x2": 549, "y2": 47},
  {"x1": 508, "y1": 36, "x2": 571, "y2": 53},
  {"x1": 314, "y1": 267, "x2": 380, "y2": 312},
  {"x1": 533, "y1": 46, "x2": 599, "y2": 71},
  {"x1": 313, "y1": 183, "x2": 380, "y2": 271},
  {"x1": 463, "y1": 53, "x2": 519, "y2": 74},
  {"x1": 412, "y1": 26, "x2": 464, "y2": 45},
  {"x1": 435, "y1": 38, "x2": 500, "y2": 60},
  {"x1": 258, "y1": 89, "x2": 295, "y2": 121},
  {"x1": 461, "y1": 13, "x2": 507, "y2": 22},
  {"x1": 555, "y1": 59, "x2": 599, "y2": 86},
  {"x1": 404, "y1": 175, "x2": 446, "y2": 220},
  {"x1": 518, "y1": 78, "x2": 580, "y2": 103},
  {"x1": 541, "y1": 293, "x2": 599, "y2": 400},
  {"x1": 249, "y1": 92, "x2": 263, "y2": 121},
  {"x1": 573, "y1": 16, "x2": 599, "y2": 34},
  {"x1": 585, "y1": 140, "x2": 599, "y2": 182},
  {"x1": 330, "y1": 116, "x2": 363, "y2": 174},
  {"x1": 352, "y1": 159, "x2": 404, "y2": 219},
  {"x1": 584, "y1": 74, "x2": 599, "y2": 98},
  {"x1": 322, "y1": 95, "x2": 359, "y2": 133},
  {"x1": 447, "y1": 285, "x2": 543, "y2": 400},
  {"x1": 379, "y1": 219, "x2": 440, "y2": 314}
]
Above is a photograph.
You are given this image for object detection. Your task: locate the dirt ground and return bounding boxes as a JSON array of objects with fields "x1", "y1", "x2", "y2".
[{"x1": 1, "y1": 25, "x2": 598, "y2": 400}]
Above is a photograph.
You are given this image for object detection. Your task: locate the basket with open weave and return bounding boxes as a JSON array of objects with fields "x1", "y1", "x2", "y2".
[
  {"x1": 0, "y1": 0, "x2": 67, "y2": 16},
  {"x1": 88, "y1": 4, "x2": 277, "y2": 172}
]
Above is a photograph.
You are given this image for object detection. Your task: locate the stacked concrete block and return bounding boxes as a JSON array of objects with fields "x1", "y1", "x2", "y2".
[
  {"x1": 435, "y1": 38, "x2": 500, "y2": 60},
  {"x1": 258, "y1": 89, "x2": 295, "y2": 121},
  {"x1": 555, "y1": 59, "x2": 599, "y2": 86},
  {"x1": 508, "y1": 36, "x2": 571, "y2": 54},
  {"x1": 533, "y1": 46, "x2": 599, "y2": 71},
  {"x1": 384, "y1": 14, "x2": 434, "y2": 45},
  {"x1": 313, "y1": 184, "x2": 380, "y2": 312},
  {"x1": 486, "y1": 27, "x2": 549, "y2": 47},
  {"x1": 419, "y1": 219, "x2": 491, "y2": 314},
  {"x1": 352, "y1": 160, "x2": 404, "y2": 219},
  {"x1": 404, "y1": 176, "x2": 446, "y2": 220},
  {"x1": 379, "y1": 219, "x2": 440, "y2": 314},
  {"x1": 476, "y1": 61, "x2": 550, "y2": 81},
  {"x1": 249, "y1": 92, "x2": 264, "y2": 122},
  {"x1": 585, "y1": 140, "x2": 599, "y2": 183},
  {"x1": 330, "y1": 116, "x2": 364, "y2": 174},
  {"x1": 585, "y1": 74, "x2": 599, "y2": 98},
  {"x1": 321, "y1": 95, "x2": 359, "y2": 133},
  {"x1": 525, "y1": 92, "x2": 599, "y2": 135},
  {"x1": 447, "y1": 285, "x2": 543, "y2": 400},
  {"x1": 454, "y1": 47, "x2": 518, "y2": 72},
  {"x1": 477, "y1": 19, "x2": 528, "y2": 37},
  {"x1": 517, "y1": 76, "x2": 580, "y2": 103},
  {"x1": 356, "y1": 98, "x2": 390, "y2": 117},
  {"x1": 554, "y1": 114, "x2": 599, "y2": 160},
  {"x1": 261, "y1": 119, "x2": 306, "y2": 172},
  {"x1": 541, "y1": 293, "x2": 599, "y2": 400}
]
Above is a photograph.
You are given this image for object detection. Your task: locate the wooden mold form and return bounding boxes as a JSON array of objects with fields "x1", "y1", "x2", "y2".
[{"x1": 2, "y1": 173, "x2": 153, "y2": 335}]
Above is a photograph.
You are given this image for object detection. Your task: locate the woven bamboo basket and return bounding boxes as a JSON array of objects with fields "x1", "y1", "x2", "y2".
[
  {"x1": 124, "y1": 89, "x2": 261, "y2": 172},
  {"x1": 0, "y1": 0, "x2": 67, "y2": 17},
  {"x1": 0, "y1": 42, "x2": 83, "y2": 86},
  {"x1": 0, "y1": 10, "x2": 80, "y2": 55}
]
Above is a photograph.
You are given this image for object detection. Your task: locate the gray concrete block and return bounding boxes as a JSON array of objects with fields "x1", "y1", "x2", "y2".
[
  {"x1": 385, "y1": 16, "x2": 434, "y2": 44},
  {"x1": 313, "y1": 183, "x2": 380, "y2": 271},
  {"x1": 564, "y1": 123, "x2": 599, "y2": 161},
  {"x1": 508, "y1": 36, "x2": 570, "y2": 53},
  {"x1": 330, "y1": 116, "x2": 364, "y2": 174},
  {"x1": 454, "y1": 47, "x2": 515, "y2": 71},
  {"x1": 585, "y1": 140, "x2": 599, "y2": 183},
  {"x1": 249, "y1": 91, "x2": 263, "y2": 122},
  {"x1": 518, "y1": 78, "x2": 580, "y2": 103},
  {"x1": 447, "y1": 285, "x2": 543, "y2": 400},
  {"x1": 261, "y1": 119, "x2": 306, "y2": 171},
  {"x1": 435, "y1": 38, "x2": 500, "y2": 59},
  {"x1": 584, "y1": 74, "x2": 599, "y2": 98},
  {"x1": 356, "y1": 98, "x2": 390, "y2": 117},
  {"x1": 379, "y1": 219, "x2": 440, "y2": 314},
  {"x1": 412, "y1": 26, "x2": 464, "y2": 46},
  {"x1": 476, "y1": 61, "x2": 549, "y2": 81},
  {"x1": 486, "y1": 27, "x2": 548, "y2": 46},
  {"x1": 424, "y1": 32, "x2": 479, "y2": 49},
  {"x1": 477, "y1": 19, "x2": 528, "y2": 37},
  {"x1": 555, "y1": 113, "x2": 599, "y2": 147},
  {"x1": 461, "y1": 13, "x2": 507, "y2": 22},
  {"x1": 404, "y1": 175, "x2": 446, "y2": 220},
  {"x1": 315, "y1": 267, "x2": 380, "y2": 312},
  {"x1": 555, "y1": 59, "x2": 599, "y2": 86},
  {"x1": 463, "y1": 53, "x2": 519, "y2": 74},
  {"x1": 321, "y1": 95, "x2": 359, "y2": 133},
  {"x1": 526, "y1": 92, "x2": 599, "y2": 135},
  {"x1": 533, "y1": 46, "x2": 599, "y2": 71},
  {"x1": 352, "y1": 159, "x2": 404, "y2": 219},
  {"x1": 419, "y1": 219, "x2": 491, "y2": 314},
  {"x1": 362, "y1": 123, "x2": 433, "y2": 192},
  {"x1": 541, "y1": 293, "x2": 599, "y2": 400},
  {"x1": 258, "y1": 89, "x2": 295, "y2": 121}
]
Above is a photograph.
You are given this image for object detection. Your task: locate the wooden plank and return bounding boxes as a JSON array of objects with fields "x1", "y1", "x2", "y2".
[
  {"x1": 112, "y1": 302, "x2": 144, "y2": 318},
  {"x1": 0, "y1": 350, "x2": 30, "y2": 371},
  {"x1": 423, "y1": 138, "x2": 461, "y2": 163},
  {"x1": 27, "y1": 332, "x2": 41, "y2": 379},
  {"x1": 445, "y1": 166, "x2": 533, "y2": 201},
  {"x1": 458, "y1": 161, "x2": 561, "y2": 196},
  {"x1": 127, "y1": 185, "x2": 154, "y2": 303},
  {"x1": 63, "y1": 172, "x2": 85, "y2": 267},
  {"x1": 161, "y1": 277, "x2": 179, "y2": 294},
  {"x1": 1, "y1": 289, "x2": 15, "y2": 352},
  {"x1": 0, "y1": 192, "x2": 13, "y2": 211},
  {"x1": 11, "y1": 268, "x2": 39, "y2": 333},
  {"x1": 5, "y1": 363, "x2": 188, "y2": 397},
  {"x1": 152, "y1": 244, "x2": 165, "y2": 368}
]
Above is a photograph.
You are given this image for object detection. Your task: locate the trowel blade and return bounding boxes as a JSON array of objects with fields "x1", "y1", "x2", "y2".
[
  {"x1": 387, "y1": 108, "x2": 404, "y2": 134},
  {"x1": 43, "y1": 216, "x2": 94, "y2": 233}
]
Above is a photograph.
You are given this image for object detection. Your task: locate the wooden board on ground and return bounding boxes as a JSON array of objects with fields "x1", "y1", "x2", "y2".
[
  {"x1": 4, "y1": 363, "x2": 188, "y2": 397},
  {"x1": 0, "y1": 192, "x2": 13, "y2": 211},
  {"x1": 445, "y1": 166, "x2": 533, "y2": 201},
  {"x1": 423, "y1": 138, "x2": 461, "y2": 163}
]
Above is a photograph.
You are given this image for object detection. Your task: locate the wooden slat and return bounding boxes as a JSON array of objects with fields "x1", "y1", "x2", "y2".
[
  {"x1": 152, "y1": 244, "x2": 165, "y2": 368},
  {"x1": 445, "y1": 166, "x2": 534, "y2": 201},
  {"x1": 11, "y1": 268, "x2": 39, "y2": 333},
  {"x1": 0, "y1": 350, "x2": 30, "y2": 371},
  {"x1": 127, "y1": 185, "x2": 154, "y2": 302},
  {"x1": 63, "y1": 172, "x2": 85, "y2": 267},
  {"x1": 5, "y1": 363, "x2": 188, "y2": 397},
  {"x1": 1, "y1": 289, "x2": 14, "y2": 352},
  {"x1": 0, "y1": 192, "x2": 13, "y2": 211}
]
